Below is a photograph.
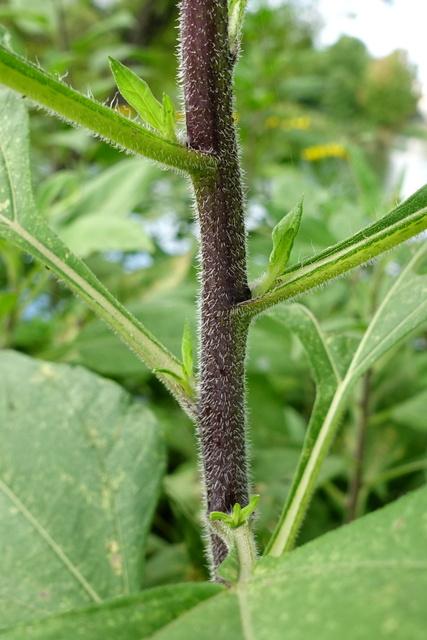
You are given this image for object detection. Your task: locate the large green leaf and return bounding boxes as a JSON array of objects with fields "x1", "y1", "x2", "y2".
[
  {"x1": 0, "y1": 350, "x2": 166, "y2": 628},
  {"x1": 0, "y1": 584, "x2": 222, "y2": 639},
  {"x1": 148, "y1": 486, "x2": 427, "y2": 639},
  {"x1": 3, "y1": 487, "x2": 425, "y2": 638}
]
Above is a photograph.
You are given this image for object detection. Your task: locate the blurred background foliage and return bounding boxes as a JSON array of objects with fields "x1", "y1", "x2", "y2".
[{"x1": 0, "y1": 0, "x2": 426, "y2": 584}]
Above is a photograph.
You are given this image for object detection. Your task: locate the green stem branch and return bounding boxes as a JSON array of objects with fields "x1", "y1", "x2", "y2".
[
  {"x1": 0, "y1": 44, "x2": 216, "y2": 176},
  {"x1": 236, "y1": 187, "x2": 427, "y2": 319}
]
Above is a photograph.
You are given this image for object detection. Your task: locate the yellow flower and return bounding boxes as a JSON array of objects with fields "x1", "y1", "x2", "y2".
[
  {"x1": 281, "y1": 116, "x2": 311, "y2": 131},
  {"x1": 301, "y1": 142, "x2": 347, "y2": 162},
  {"x1": 266, "y1": 115, "x2": 311, "y2": 131},
  {"x1": 265, "y1": 115, "x2": 281, "y2": 129}
]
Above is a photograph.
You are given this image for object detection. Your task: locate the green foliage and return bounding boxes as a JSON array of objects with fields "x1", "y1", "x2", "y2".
[
  {"x1": 210, "y1": 494, "x2": 260, "y2": 528},
  {"x1": 0, "y1": 0, "x2": 426, "y2": 637},
  {"x1": 251, "y1": 198, "x2": 303, "y2": 296},
  {"x1": 0, "y1": 350, "x2": 165, "y2": 627},
  {"x1": 266, "y1": 244, "x2": 427, "y2": 555},
  {"x1": 109, "y1": 57, "x2": 178, "y2": 142},
  {"x1": 8, "y1": 487, "x2": 423, "y2": 638},
  {"x1": 359, "y1": 50, "x2": 419, "y2": 127}
]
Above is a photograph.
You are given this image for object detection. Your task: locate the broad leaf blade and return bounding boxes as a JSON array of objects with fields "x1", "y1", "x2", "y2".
[
  {"x1": 0, "y1": 350, "x2": 165, "y2": 627},
  {"x1": 109, "y1": 57, "x2": 165, "y2": 135},
  {"x1": 132, "y1": 486, "x2": 427, "y2": 639},
  {"x1": 0, "y1": 584, "x2": 222, "y2": 639}
]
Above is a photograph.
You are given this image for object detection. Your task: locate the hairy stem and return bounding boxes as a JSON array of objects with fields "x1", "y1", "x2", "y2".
[{"x1": 180, "y1": 0, "x2": 252, "y2": 573}]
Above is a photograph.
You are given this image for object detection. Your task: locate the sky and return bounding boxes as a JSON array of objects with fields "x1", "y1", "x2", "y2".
[{"x1": 315, "y1": 0, "x2": 427, "y2": 113}]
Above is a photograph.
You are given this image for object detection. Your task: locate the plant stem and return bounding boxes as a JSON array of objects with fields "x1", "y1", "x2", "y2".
[
  {"x1": 346, "y1": 369, "x2": 372, "y2": 522},
  {"x1": 180, "y1": 0, "x2": 252, "y2": 574},
  {"x1": 234, "y1": 523, "x2": 258, "y2": 584},
  {"x1": 346, "y1": 261, "x2": 380, "y2": 522}
]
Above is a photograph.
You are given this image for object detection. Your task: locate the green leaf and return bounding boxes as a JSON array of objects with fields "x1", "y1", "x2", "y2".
[
  {"x1": 228, "y1": 0, "x2": 248, "y2": 55},
  {"x1": 126, "y1": 487, "x2": 427, "y2": 639},
  {"x1": 162, "y1": 92, "x2": 178, "y2": 143},
  {"x1": 59, "y1": 213, "x2": 154, "y2": 258},
  {"x1": 53, "y1": 158, "x2": 157, "y2": 224},
  {"x1": 0, "y1": 350, "x2": 166, "y2": 628},
  {"x1": 0, "y1": 87, "x2": 196, "y2": 417},
  {"x1": 0, "y1": 584, "x2": 222, "y2": 639},
  {"x1": 390, "y1": 389, "x2": 427, "y2": 431},
  {"x1": 251, "y1": 198, "x2": 303, "y2": 297},
  {"x1": 109, "y1": 57, "x2": 166, "y2": 137}
]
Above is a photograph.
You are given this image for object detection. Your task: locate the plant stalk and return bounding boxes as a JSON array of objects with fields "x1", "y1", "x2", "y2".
[
  {"x1": 180, "y1": 0, "x2": 252, "y2": 574},
  {"x1": 346, "y1": 369, "x2": 372, "y2": 522}
]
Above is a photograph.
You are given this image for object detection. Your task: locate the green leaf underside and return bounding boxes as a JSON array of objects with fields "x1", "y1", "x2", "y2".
[
  {"x1": 0, "y1": 45, "x2": 215, "y2": 175},
  {"x1": 239, "y1": 184, "x2": 427, "y2": 317},
  {"x1": 11, "y1": 488, "x2": 424, "y2": 638},
  {"x1": 265, "y1": 244, "x2": 427, "y2": 556},
  {"x1": 0, "y1": 87, "x2": 195, "y2": 414},
  {"x1": 0, "y1": 351, "x2": 165, "y2": 628}
]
